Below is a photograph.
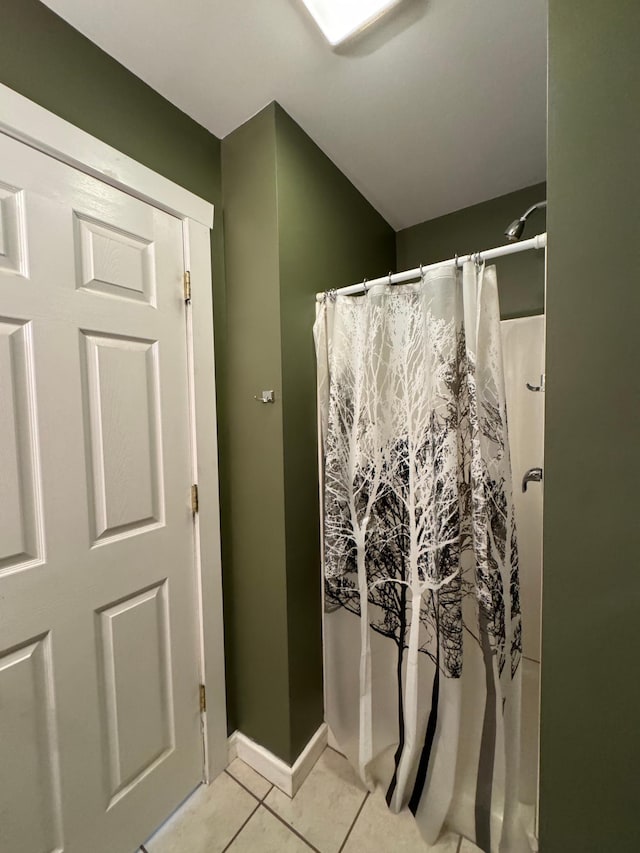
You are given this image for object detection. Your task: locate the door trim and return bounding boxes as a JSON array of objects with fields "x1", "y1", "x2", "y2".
[
  {"x1": 0, "y1": 82, "x2": 227, "y2": 782},
  {"x1": 0, "y1": 83, "x2": 213, "y2": 228}
]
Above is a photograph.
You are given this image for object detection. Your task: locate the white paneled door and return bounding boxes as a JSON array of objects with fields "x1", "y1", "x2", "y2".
[{"x1": 0, "y1": 133, "x2": 203, "y2": 853}]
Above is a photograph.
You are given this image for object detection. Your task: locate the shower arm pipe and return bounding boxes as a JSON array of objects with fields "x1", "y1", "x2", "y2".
[
  {"x1": 316, "y1": 231, "x2": 547, "y2": 301},
  {"x1": 521, "y1": 200, "x2": 547, "y2": 221}
]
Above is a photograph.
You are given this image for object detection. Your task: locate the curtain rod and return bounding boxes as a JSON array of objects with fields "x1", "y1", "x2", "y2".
[{"x1": 315, "y1": 232, "x2": 547, "y2": 301}]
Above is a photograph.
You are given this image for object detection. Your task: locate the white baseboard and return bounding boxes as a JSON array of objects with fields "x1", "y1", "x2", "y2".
[{"x1": 227, "y1": 723, "x2": 328, "y2": 798}]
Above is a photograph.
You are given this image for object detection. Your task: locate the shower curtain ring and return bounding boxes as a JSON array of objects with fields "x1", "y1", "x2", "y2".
[
  {"x1": 388, "y1": 271, "x2": 393, "y2": 286},
  {"x1": 454, "y1": 253, "x2": 459, "y2": 269},
  {"x1": 363, "y1": 277, "x2": 368, "y2": 291},
  {"x1": 419, "y1": 263, "x2": 424, "y2": 277}
]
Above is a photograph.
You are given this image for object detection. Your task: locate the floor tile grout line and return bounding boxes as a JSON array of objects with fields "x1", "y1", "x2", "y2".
[
  {"x1": 337, "y1": 790, "x2": 370, "y2": 853},
  {"x1": 220, "y1": 799, "x2": 261, "y2": 853},
  {"x1": 260, "y1": 800, "x2": 323, "y2": 853},
  {"x1": 224, "y1": 768, "x2": 263, "y2": 803},
  {"x1": 225, "y1": 766, "x2": 273, "y2": 802}
]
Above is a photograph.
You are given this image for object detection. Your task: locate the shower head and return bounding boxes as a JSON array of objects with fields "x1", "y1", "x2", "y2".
[
  {"x1": 505, "y1": 217, "x2": 526, "y2": 242},
  {"x1": 504, "y1": 200, "x2": 547, "y2": 242}
]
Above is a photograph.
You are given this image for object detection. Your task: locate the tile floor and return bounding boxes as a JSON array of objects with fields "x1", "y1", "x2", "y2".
[{"x1": 141, "y1": 747, "x2": 484, "y2": 853}]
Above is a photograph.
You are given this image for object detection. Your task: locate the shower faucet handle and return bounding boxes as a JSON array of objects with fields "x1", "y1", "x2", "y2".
[
  {"x1": 526, "y1": 374, "x2": 545, "y2": 392},
  {"x1": 522, "y1": 467, "x2": 543, "y2": 492}
]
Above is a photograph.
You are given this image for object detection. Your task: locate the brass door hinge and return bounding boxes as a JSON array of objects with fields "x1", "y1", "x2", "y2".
[
  {"x1": 191, "y1": 484, "x2": 199, "y2": 514},
  {"x1": 199, "y1": 683, "x2": 207, "y2": 714},
  {"x1": 184, "y1": 270, "x2": 192, "y2": 302}
]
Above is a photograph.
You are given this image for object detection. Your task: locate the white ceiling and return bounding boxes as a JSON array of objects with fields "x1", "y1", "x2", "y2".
[{"x1": 42, "y1": 0, "x2": 547, "y2": 230}]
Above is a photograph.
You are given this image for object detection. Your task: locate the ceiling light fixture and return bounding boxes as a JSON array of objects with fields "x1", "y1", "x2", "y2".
[{"x1": 300, "y1": 0, "x2": 403, "y2": 46}]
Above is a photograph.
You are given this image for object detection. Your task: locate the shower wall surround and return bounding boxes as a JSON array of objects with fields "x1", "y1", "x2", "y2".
[{"x1": 501, "y1": 315, "x2": 545, "y2": 821}]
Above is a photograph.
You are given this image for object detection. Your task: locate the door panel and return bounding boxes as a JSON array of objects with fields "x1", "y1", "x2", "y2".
[
  {"x1": 0, "y1": 132, "x2": 202, "y2": 853},
  {"x1": 0, "y1": 318, "x2": 42, "y2": 571},
  {"x1": 81, "y1": 331, "x2": 163, "y2": 542},
  {"x1": 74, "y1": 213, "x2": 156, "y2": 305},
  {"x1": 97, "y1": 582, "x2": 174, "y2": 805},
  {"x1": 0, "y1": 634, "x2": 64, "y2": 853},
  {"x1": 0, "y1": 181, "x2": 27, "y2": 275}
]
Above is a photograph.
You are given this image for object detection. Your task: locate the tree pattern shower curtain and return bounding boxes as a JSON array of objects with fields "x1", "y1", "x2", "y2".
[{"x1": 314, "y1": 261, "x2": 531, "y2": 853}]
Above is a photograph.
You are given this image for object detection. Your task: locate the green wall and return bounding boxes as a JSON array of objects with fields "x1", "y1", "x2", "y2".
[
  {"x1": 222, "y1": 104, "x2": 395, "y2": 762},
  {"x1": 221, "y1": 105, "x2": 290, "y2": 758},
  {"x1": 540, "y1": 3, "x2": 640, "y2": 851},
  {"x1": 396, "y1": 183, "x2": 547, "y2": 319}
]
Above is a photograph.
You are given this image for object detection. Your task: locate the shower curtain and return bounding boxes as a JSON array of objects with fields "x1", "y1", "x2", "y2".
[{"x1": 314, "y1": 261, "x2": 530, "y2": 853}]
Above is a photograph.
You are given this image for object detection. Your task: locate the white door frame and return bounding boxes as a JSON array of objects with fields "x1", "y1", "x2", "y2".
[{"x1": 0, "y1": 82, "x2": 227, "y2": 783}]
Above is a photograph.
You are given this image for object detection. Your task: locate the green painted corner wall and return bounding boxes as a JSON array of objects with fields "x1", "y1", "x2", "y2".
[
  {"x1": 221, "y1": 105, "x2": 292, "y2": 761},
  {"x1": 274, "y1": 105, "x2": 396, "y2": 758},
  {"x1": 396, "y1": 183, "x2": 547, "y2": 319},
  {"x1": 540, "y1": 3, "x2": 640, "y2": 850}
]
